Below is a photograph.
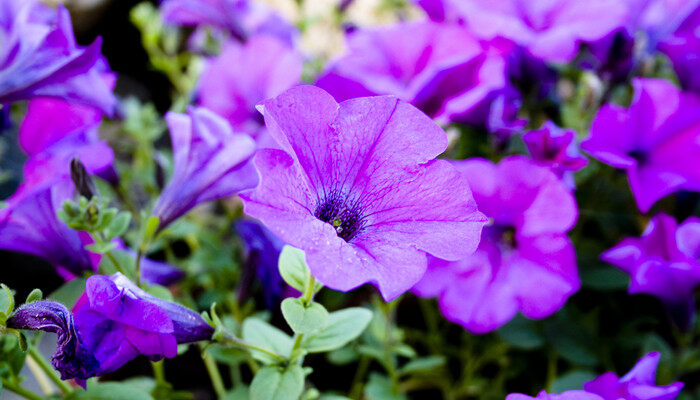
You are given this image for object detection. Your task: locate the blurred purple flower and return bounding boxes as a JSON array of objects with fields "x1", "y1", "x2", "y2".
[
  {"x1": 419, "y1": 0, "x2": 630, "y2": 65},
  {"x1": 582, "y1": 78, "x2": 700, "y2": 212},
  {"x1": 152, "y1": 106, "x2": 257, "y2": 230},
  {"x1": 584, "y1": 352, "x2": 683, "y2": 400},
  {"x1": 197, "y1": 34, "x2": 303, "y2": 145},
  {"x1": 601, "y1": 213, "x2": 700, "y2": 329},
  {"x1": 0, "y1": 0, "x2": 116, "y2": 114},
  {"x1": 73, "y1": 273, "x2": 213, "y2": 380},
  {"x1": 523, "y1": 121, "x2": 588, "y2": 188},
  {"x1": 508, "y1": 391, "x2": 604, "y2": 400},
  {"x1": 315, "y1": 21, "x2": 516, "y2": 126},
  {"x1": 657, "y1": 5, "x2": 700, "y2": 93},
  {"x1": 7, "y1": 301, "x2": 100, "y2": 384},
  {"x1": 240, "y1": 86, "x2": 487, "y2": 300},
  {"x1": 235, "y1": 219, "x2": 286, "y2": 307},
  {"x1": 161, "y1": 0, "x2": 296, "y2": 44},
  {"x1": 413, "y1": 156, "x2": 579, "y2": 333}
]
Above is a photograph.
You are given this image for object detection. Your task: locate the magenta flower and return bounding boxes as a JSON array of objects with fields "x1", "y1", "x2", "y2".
[
  {"x1": 601, "y1": 213, "x2": 700, "y2": 328},
  {"x1": 412, "y1": 156, "x2": 579, "y2": 333},
  {"x1": 584, "y1": 352, "x2": 683, "y2": 400},
  {"x1": 161, "y1": 0, "x2": 296, "y2": 44},
  {"x1": 240, "y1": 86, "x2": 487, "y2": 300},
  {"x1": 152, "y1": 106, "x2": 257, "y2": 230},
  {"x1": 0, "y1": 0, "x2": 116, "y2": 114},
  {"x1": 315, "y1": 21, "x2": 515, "y2": 126},
  {"x1": 657, "y1": 6, "x2": 700, "y2": 93},
  {"x1": 523, "y1": 121, "x2": 588, "y2": 187},
  {"x1": 581, "y1": 78, "x2": 700, "y2": 212},
  {"x1": 508, "y1": 391, "x2": 603, "y2": 400},
  {"x1": 72, "y1": 273, "x2": 214, "y2": 383},
  {"x1": 426, "y1": 0, "x2": 630, "y2": 64},
  {"x1": 197, "y1": 34, "x2": 303, "y2": 144},
  {"x1": 7, "y1": 301, "x2": 99, "y2": 383}
]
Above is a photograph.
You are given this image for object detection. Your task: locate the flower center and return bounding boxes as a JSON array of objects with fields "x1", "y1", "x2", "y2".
[
  {"x1": 628, "y1": 149, "x2": 648, "y2": 165},
  {"x1": 314, "y1": 191, "x2": 366, "y2": 242}
]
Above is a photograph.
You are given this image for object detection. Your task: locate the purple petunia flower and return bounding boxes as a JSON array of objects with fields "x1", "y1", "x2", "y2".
[
  {"x1": 581, "y1": 78, "x2": 700, "y2": 213},
  {"x1": 152, "y1": 106, "x2": 257, "y2": 230},
  {"x1": 315, "y1": 21, "x2": 516, "y2": 127},
  {"x1": 0, "y1": 0, "x2": 116, "y2": 114},
  {"x1": 72, "y1": 273, "x2": 214, "y2": 379},
  {"x1": 657, "y1": 5, "x2": 700, "y2": 93},
  {"x1": 235, "y1": 219, "x2": 286, "y2": 308},
  {"x1": 197, "y1": 34, "x2": 303, "y2": 145},
  {"x1": 7, "y1": 301, "x2": 100, "y2": 383},
  {"x1": 160, "y1": 0, "x2": 296, "y2": 44},
  {"x1": 240, "y1": 85, "x2": 487, "y2": 300},
  {"x1": 507, "y1": 391, "x2": 604, "y2": 400},
  {"x1": 412, "y1": 156, "x2": 579, "y2": 333},
  {"x1": 601, "y1": 213, "x2": 700, "y2": 329},
  {"x1": 428, "y1": 0, "x2": 630, "y2": 65},
  {"x1": 523, "y1": 121, "x2": 588, "y2": 188},
  {"x1": 584, "y1": 352, "x2": 683, "y2": 400}
]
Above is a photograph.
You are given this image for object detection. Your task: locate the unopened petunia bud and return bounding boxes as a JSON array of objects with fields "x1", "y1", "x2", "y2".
[{"x1": 70, "y1": 158, "x2": 97, "y2": 200}]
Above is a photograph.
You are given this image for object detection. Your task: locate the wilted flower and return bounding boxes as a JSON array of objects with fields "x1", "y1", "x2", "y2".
[
  {"x1": 523, "y1": 121, "x2": 588, "y2": 188},
  {"x1": 425, "y1": 0, "x2": 630, "y2": 65},
  {"x1": 152, "y1": 106, "x2": 257, "y2": 230},
  {"x1": 582, "y1": 78, "x2": 700, "y2": 212},
  {"x1": 161, "y1": 0, "x2": 296, "y2": 44},
  {"x1": 235, "y1": 219, "x2": 286, "y2": 308},
  {"x1": 73, "y1": 273, "x2": 214, "y2": 377},
  {"x1": 413, "y1": 156, "x2": 579, "y2": 333},
  {"x1": 601, "y1": 213, "x2": 700, "y2": 329},
  {"x1": 508, "y1": 391, "x2": 604, "y2": 400},
  {"x1": 0, "y1": 0, "x2": 116, "y2": 114},
  {"x1": 584, "y1": 352, "x2": 683, "y2": 400},
  {"x1": 315, "y1": 21, "x2": 515, "y2": 126},
  {"x1": 6, "y1": 301, "x2": 100, "y2": 383},
  {"x1": 197, "y1": 34, "x2": 303, "y2": 144},
  {"x1": 241, "y1": 85, "x2": 487, "y2": 300}
]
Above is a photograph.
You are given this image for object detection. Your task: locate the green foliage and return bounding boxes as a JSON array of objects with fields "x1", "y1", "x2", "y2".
[
  {"x1": 302, "y1": 308, "x2": 373, "y2": 353},
  {"x1": 281, "y1": 298, "x2": 329, "y2": 335},
  {"x1": 242, "y1": 318, "x2": 293, "y2": 363},
  {"x1": 250, "y1": 365, "x2": 305, "y2": 400},
  {"x1": 278, "y1": 246, "x2": 322, "y2": 294}
]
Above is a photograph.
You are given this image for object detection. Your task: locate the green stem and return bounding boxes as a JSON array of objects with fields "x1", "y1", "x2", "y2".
[
  {"x1": 349, "y1": 356, "x2": 370, "y2": 400},
  {"x1": 134, "y1": 248, "x2": 144, "y2": 287},
  {"x1": 28, "y1": 345, "x2": 72, "y2": 395},
  {"x1": 4, "y1": 382, "x2": 46, "y2": 400},
  {"x1": 200, "y1": 346, "x2": 226, "y2": 399},
  {"x1": 92, "y1": 232, "x2": 128, "y2": 277},
  {"x1": 151, "y1": 360, "x2": 166, "y2": 385},
  {"x1": 301, "y1": 274, "x2": 316, "y2": 305},
  {"x1": 219, "y1": 330, "x2": 286, "y2": 363}
]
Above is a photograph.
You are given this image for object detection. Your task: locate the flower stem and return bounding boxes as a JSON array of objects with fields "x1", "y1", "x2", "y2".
[
  {"x1": 134, "y1": 248, "x2": 144, "y2": 287},
  {"x1": 200, "y1": 345, "x2": 226, "y2": 399},
  {"x1": 151, "y1": 360, "x2": 166, "y2": 385},
  {"x1": 28, "y1": 345, "x2": 73, "y2": 395},
  {"x1": 4, "y1": 382, "x2": 46, "y2": 400}
]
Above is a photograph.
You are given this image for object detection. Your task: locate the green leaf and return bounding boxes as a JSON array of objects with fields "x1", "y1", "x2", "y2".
[
  {"x1": 398, "y1": 356, "x2": 446, "y2": 376},
  {"x1": 0, "y1": 284, "x2": 14, "y2": 315},
  {"x1": 242, "y1": 318, "x2": 293, "y2": 363},
  {"x1": 580, "y1": 266, "x2": 629, "y2": 291},
  {"x1": 143, "y1": 216, "x2": 161, "y2": 244},
  {"x1": 497, "y1": 315, "x2": 544, "y2": 350},
  {"x1": 278, "y1": 246, "x2": 310, "y2": 292},
  {"x1": 250, "y1": 365, "x2": 304, "y2": 400},
  {"x1": 544, "y1": 318, "x2": 599, "y2": 367},
  {"x1": 49, "y1": 278, "x2": 87, "y2": 309},
  {"x1": 85, "y1": 241, "x2": 118, "y2": 254},
  {"x1": 551, "y1": 370, "x2": 597, "y2": 393},
  {"x1": 222, "y1": 386, "x2": 249, "y2": 400},
  {"x1": 364, "y1": 373, "x2": 406, "y2": 400},
  {"x1": 73, "y1": 381, "x2": 154, "y2": 400},
  {"x1": 104, "y1": 212, "x2": 132, "y2": 240},
  {"x1": 145, "y1": 284, "x2": 174, "y2": 302},
  {"x1": 303, "y1": 308, "x2": 372, "y2": 353},
  {"x1": 319, "y1": 396, "x2": 352, "y2": 400},
  {"x1": 25, "y1": 289, "x2": 43, "y2": 304},
  {"x1": 281, "y1": 298, "x2": 329, "y2": 335}
]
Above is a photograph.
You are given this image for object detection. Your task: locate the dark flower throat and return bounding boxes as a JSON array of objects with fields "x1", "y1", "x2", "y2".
[{"x1": 315, "y1": 191, "x2": 366, "y2": 242}]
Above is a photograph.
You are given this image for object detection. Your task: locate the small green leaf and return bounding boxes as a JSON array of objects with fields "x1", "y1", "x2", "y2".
[
  {"x1": 0, "y1": 283, "x2": 15, "y2": 315},
  {"x1": 145, "y1": 284, "x2": 174, "y2": 302},
  {"x1": 74, "y1": 381, "x2": 155, "y2": 400},
  {"x1": 85, "y1": 241, "x2": 118, "y2": 254},
  {"x1": 364, "y1": 373, "x2": 406, "y2": 400},
  {"x1": 278, "y1": 246, "x2": 310, "y2": 292},
  {"x1": 498, "y1": 315, "x2": 544, "y2": 350},
  {"x1": 48, "y1": 278, "x2": 86, "y2": 309},
  {"x1": 398, "y1": 356, "x2": 446, "y2": 376},
  {"x1": 281, "y1": 298, "x2": 329, "y2": 335},
  {"x1": 250, "y1": 365, "x2": 304, "y2": 400},
  {"x1": 25, "y1": 289, "x2": 42, "y2": 304},
  {"x1": 0, "y1": 284, "x2": 13, "y2": 315},
  {"x1": 551, "y1": 370, "x2": 597, "y2": 393},
  {"x1": 242, "y1": 318, "x2": 293, "y2": 363},
  {"x1": 143, "y1": 215, "x2": 161, "y2": 243},
  {"x1": 104, "y1": 212, "x2": 132, "y2": 240},
  {"x1": 303, "y1": 308, "x2": 372, "y2": 353}
]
